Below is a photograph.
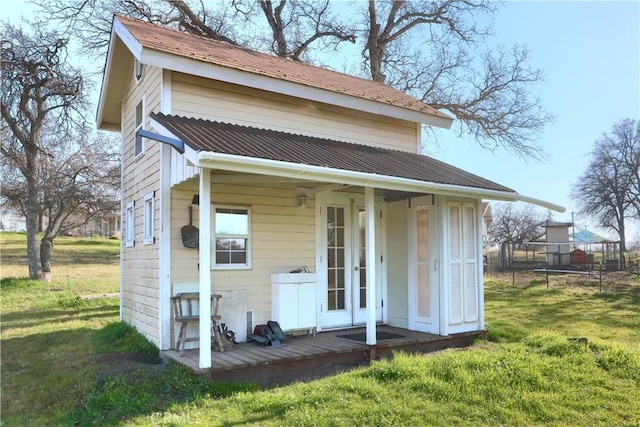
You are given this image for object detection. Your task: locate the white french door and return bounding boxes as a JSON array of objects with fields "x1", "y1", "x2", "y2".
[
  {"x1": 408, "y1": 203, "x2": 440, "y2": 334},
  {"x1": 318, "y1": 194, "x2": 382, "y2": 329}
]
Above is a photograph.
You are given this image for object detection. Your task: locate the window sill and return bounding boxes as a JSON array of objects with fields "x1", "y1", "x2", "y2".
[{"x1": 212, "y1": 265, "x2": 252, "y2": 271}]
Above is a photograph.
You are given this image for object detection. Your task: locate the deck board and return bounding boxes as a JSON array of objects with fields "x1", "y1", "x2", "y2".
[{"x1": 162, "y1": 326, "x2": 483, "y2": 383}]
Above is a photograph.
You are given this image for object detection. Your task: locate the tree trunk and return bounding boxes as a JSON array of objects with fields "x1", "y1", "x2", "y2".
[
  {"x1": 617, "y1": 216, "x2": 626, "y2": 253},
  {"x1": 40, "y1": 236, "x2": 53, "y2": 283},
  {"x1": 365, "y1": 1, "x2": 385, "y2": 83},
  {"x1": 26, "y1": 207, "x2": 41, "y2": 279},
  {"x1": 25, "y1": 153, "x2": 42, "y2": 280}
]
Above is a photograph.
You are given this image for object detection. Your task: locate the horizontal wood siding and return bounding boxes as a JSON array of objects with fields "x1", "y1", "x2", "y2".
[
  {"x1": 171, "y1": 73, "x2": 418, "y2": 153},
  {"x1": 121, "y1": 64, "x2": 163, "y2": 346},
  {"x1": 171, "y1": 179, "x2": 315, "y2": 326}
]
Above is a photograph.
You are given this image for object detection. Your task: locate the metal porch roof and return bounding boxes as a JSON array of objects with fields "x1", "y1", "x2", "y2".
[{"x1": 150, "y1": 113, "x2": 515, "y2": 194}]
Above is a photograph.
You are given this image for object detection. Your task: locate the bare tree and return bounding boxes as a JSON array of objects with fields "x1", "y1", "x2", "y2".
[
  {"x1": 38, "y1": 0, "x2": 552, "y2": 159},
  {"x1": 36, "y1": 0, "x2": 241, "y2": 57},
  {"x1": 572, "y1": 119, "x2": 640, "y2": 252},
  {"x1": 604, "y1": 119, "x2": 640, "y2": 219},
  {"x1": 37, "y1": 0, "x2": 355, "y2": 62},
  {"x1": 250, "y1": 0, "x2": 356, "y2": 61},
  {"x1": 487, "y1": 203, "x2": 545, "y2": 264},
  {"x1": 362, "y1": 0, "x2": 552, "y2": 159},
  {"x1": 1, "y1": 23, "x2": 118, "y2": 282}
]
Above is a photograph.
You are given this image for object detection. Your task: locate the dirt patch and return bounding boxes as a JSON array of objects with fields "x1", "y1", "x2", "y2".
[
  {"x1": 81, "y1": 293, "x2": 119, "y2": 300},
  {"x1": 488, "y1": 270, "x2": 640, "y2": 295},
  {"x1": 92, "y1": 352, "x2": 170, "y2": 386}
]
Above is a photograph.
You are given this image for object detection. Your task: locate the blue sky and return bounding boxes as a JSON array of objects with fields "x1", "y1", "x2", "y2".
[
  {"x1": 432, "y1": 1, "x2": 640, "y2": 238},
  {"x1": 1, "y1": 1, "x2": 639, "y2": 238}
]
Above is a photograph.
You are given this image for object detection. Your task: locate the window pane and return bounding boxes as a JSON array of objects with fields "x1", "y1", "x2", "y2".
[
  {"x1": 336, "y1": 207, "x2": 344, "y2": 226},
  {"x1": 360, "y1": 288, "x2": 366, "y2": 309},
  {"x1": 337, "y1": 290, "x2": 345, "y2": 309},
  {"x1": 135, "y1": 102, "x2": 142, "y2": 128},
  {"x1": 216, "y1": 251, "x2": 230, "y2": 264},
  {"x1": 216, "y1": 239, "x2": 229, "y2": 250},
  {"x1": 328, "y1": 290, "x2": 336, "y2": 310},
  {"x1": 231, "y1": 252, "x2": 246, "y2": 264},
  {"x1": 216, "y1": 209, "x2": 248, "y2": 235},
  {"x1": 337, "y1": 268, "x2": 345, "y2": 288},
  {"x1": 230, "y1": 239, "x2": 246, "y2": 250},
  {"x1": 328, "y1": 248, "x2": 335, "y2": 268},
  {"x1": 337, "y1": 249, "x2": 344, "y2": 268},
  {"x1": 337, "y1": 227, "x2": 344, "y2": 247},
  {"x1": 328, "y1": 272, "x2": 336, "y2": 289}
]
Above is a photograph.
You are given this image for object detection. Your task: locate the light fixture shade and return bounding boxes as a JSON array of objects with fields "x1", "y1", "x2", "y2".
[
  {"x1": 191, "y1": 194, "x2": 200, "y2": 205},
  {"x1": 297, "y1": 195, "x2": 308, "y2": 209}
]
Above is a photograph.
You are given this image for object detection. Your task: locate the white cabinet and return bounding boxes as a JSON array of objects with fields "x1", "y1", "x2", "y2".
[{"x1": 271, "y1": 273, "x2": 317, "y2": 333}]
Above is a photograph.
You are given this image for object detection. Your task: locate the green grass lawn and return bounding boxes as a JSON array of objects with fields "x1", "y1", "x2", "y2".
[{"x1": 1, "y1": 233, "x2": 639, "y2": 426}]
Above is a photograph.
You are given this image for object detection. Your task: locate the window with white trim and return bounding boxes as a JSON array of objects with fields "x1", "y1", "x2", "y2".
[
  {"x1": 143, "y1": 192, "x2": 155, "y2": 245},
  {"x1": 212, "y1": 206, "x2": 251, "y2": 269},
  {"x1": 134, "y1": 99, "x2": 144, "y2": 156},
  {"x1": 134, "y1": 58, "x2": 144, "y2": 82},
  {"x1": 125, "y1": 201, "x2": 135, "y2": 247}
]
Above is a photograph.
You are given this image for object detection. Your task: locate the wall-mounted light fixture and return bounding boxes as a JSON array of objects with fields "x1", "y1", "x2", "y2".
[
  {"x1": 297, "y1": 195, "x2": 308, "y2": 209},
  {"x1": 191, "y1": 194, "x2": 200, "y2": 205}
]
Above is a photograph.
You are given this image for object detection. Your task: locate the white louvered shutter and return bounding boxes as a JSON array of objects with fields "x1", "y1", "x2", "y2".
[
  {"x1": 463, "y1": 204, "x2": 478, "y2": 322},
  {"x1": 448, "y1": 204, "x2": 463, "y2": 324}
]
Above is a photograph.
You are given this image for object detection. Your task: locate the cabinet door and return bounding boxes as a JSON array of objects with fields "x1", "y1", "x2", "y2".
[
  {"x1": 278, "y1": 283, "x2": 299, "y2": 330},
  {"x1": 297, "y1": 282, "x2": 317, "y2": 328}
]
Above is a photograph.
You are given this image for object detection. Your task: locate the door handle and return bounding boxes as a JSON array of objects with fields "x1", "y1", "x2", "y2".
[
  {"x1": 434, "y1": 259, "x2": 438, "y2": 271},
  {"x1": 354, "y1": 266, "x2": 359, "y2": 271}
]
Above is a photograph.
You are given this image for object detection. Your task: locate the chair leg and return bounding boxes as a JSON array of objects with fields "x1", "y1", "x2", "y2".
[
  {"x1": 211, "y1": 320, "x2": 225, "y2": 352},
  {"x1": 177, "y1": 322, "x2": 188, "y2": 355}
]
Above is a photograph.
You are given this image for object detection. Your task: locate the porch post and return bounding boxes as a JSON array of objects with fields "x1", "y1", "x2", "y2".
[
  {"x1": 198, "y1": 168, "x2": 212, "y2": 369},
  {"x1": 365, "y1": 186, "x2": 377, "y2": 345}
]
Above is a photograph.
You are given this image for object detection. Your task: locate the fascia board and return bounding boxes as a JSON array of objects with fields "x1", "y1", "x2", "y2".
[
  {"x1": 97, "y1": 18, "x2": 143, "y2": 130},
  {"x1": 196, "y1": 151, "x2": 565, "y2": 212},
  {"x1": 141, "y1": 49, "x2": 453, "y2": 129},
  {"x1": 113, "y1": 18, "x2": 143, "y2": 60},
  {"x1": 96, "y1": 27, "x2": 118, "y2": 129}
]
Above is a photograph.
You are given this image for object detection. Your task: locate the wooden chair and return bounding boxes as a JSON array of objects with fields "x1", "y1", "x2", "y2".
[{"x1": 171, "y1": 292, "x2": 225, "y2": 355}]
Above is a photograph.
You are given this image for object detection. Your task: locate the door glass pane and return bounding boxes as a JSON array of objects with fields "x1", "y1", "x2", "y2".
[
  {"x1": 337, "y1": 290, "x2": 345, "y2": 310},
  {"x1": 337, "y1": 248, "x2": 344, "y2": 267},
  {"x1": 360, "y1": 269, "x2": 366, "y2": 308},
  {"x1": 327, "y1": 206, "x2": 346, "y2": 312},
  {"x1": 336, "y1": 207, "x2": 344, "y2": 226},
  {"x1": 328, "y1": 290, "x2": 336, "y2": 310}
]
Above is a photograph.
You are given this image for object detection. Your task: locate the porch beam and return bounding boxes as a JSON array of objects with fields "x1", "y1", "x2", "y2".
[
  {"x1": 298, "y1": 183, "x2": 352, "y2": 196},
  {"x1": 198, "y1": 168, "x2": 212, "y2": 369},
  {"x1": 365, "y1": 186, "x2": 377, "y2": 345}
]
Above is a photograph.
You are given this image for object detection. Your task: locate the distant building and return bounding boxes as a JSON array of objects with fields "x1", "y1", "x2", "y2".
[
  {"x1": 543, "y1": 221, "x2": 572, "y2": 266},
  {"x1": 0, "y1": 207, "x2": 26, "y2": 232}
]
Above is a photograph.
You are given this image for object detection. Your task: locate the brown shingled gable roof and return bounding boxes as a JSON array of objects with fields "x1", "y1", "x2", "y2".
[
  {"x1": 150, "y1": 113, "x2": 514, "y2": 194},
  {"x1": 115, "y1": 15, "x2": 450, "y2": 121}
]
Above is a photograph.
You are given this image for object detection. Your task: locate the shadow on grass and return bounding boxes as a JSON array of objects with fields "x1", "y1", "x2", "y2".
[
  {"x1": 1, "y1": 302, "x2": 120, "y2": 331},
  {"x1": 1, "y1": 318, "x2": 258, "y2": 426},
  {"x1": 0, "y1": 247, "x2": 119, "y2": 265},
  {"x1": 71, "y1": 322, "x2": 260, "y2": 426}
]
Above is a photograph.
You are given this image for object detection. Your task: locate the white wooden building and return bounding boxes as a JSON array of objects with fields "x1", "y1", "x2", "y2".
[{"x1": 97, "y1": 15, "x2": 563, "y2": 370}]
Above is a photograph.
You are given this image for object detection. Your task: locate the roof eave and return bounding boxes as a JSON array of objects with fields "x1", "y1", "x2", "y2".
[{"x1": 193, "y1": 150, "x2": 564, "y2": 212}]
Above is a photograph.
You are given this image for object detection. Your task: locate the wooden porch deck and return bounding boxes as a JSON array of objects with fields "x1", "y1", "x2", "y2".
[{"x1": 162, "y1": 326, "x2": 484, "y2": 385}]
